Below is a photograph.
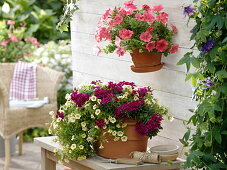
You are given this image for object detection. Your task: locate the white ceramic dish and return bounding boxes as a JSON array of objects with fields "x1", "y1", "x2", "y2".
[{"x1": 149, "y1": 145, "x2": 179, "y2": 155}]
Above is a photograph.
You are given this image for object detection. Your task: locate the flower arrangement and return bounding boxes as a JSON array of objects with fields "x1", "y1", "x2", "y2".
[
  {"x1": 95, "y1": 0, "x2": 179, "y2": 57},
  {"x1": 49, "y1": 80, "x2": 169, "y2": 161},
  {"x1": 0, "y1": 20, "x2": 40, "y2": 62}
]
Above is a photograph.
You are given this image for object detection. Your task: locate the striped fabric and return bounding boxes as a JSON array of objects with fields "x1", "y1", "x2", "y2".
[{"x1": 10, "y1": 61, "x2": 37, "y2": 100}]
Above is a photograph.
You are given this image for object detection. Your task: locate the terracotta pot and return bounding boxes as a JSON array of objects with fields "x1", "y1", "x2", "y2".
[
  {"x1": 96, "y1": 119, "x2": 148, "y2": 159},
  {"x1": 130, "y1": 48, "x2": 164, "y2": 73}
]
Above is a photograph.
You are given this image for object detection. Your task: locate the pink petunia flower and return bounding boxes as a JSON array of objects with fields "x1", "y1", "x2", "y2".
[
  {"x1": 112, "y1": 14, "x2": 124, "y2": 26},
  {"x1": 135, "y1": 13, "x2": 144, "y2": 21},
  {"x1": 93, "y1": 45, "x2": 102, "y2": 56},
  {"x1": 143, "y1": 12, "x2": 155, "y2": 22},
  {"x1": 145, "y1": 41, "x2": 156, "y2": 52},
  {"x1": 140, "y1": 32, "x2": 152, "y2": 42},
  {"x1": 156, "y1": 39, "x2": 169, "y2": 52},
  {"x1": 146, "y1": 26, "x2": 155, "y2": 32},
  {"x1": 95, "y1": 26, "x2": 111, "y2": 42},
  {"x1": 7, "y1": 20, "x2": 15, "y2": 25},
  {"x1": 8, "y1": 34, "x2": 18, "y2": 42},
  {"x1": 169, "y1": 44, "x2": 179, "y2": 53},
  {"x1": 124, "y1": 0, "x2": 137, "y2": 10},
  {"x1": 151, "y1": 5, "x2": 164, "y2": 12},
  {"x1": 156, "y1": 12, "x2": 168, "y2": 23},
  {"x1": 115, "y1": 36, "x2": 121, "y2": 47},
  {"x1": 0, "y1": 40, "x2": 9, "y2": 46},
  {"x1": 170, "y1": 24, "x2": 178, "y2": 34},
  {"x1": 116, "y1": 47, "x2": 126, "y2": 56},
  {"x1": 142, "y1": 4, "x2": 151, "y2": 12},
  {"x1": 25, "y1": 37, "x2": 40, "y2": 47},
  {"x1": 100, "y1": 8, "x2": 113, "y2": 22},
  {"x1": 119, "y1": 29, "x2": 134, "y2": 39}
]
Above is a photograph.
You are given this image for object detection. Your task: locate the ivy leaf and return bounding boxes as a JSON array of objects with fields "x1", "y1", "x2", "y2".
[
  {"x1": 177, "y1": 52, "x2": 192, "y2": 72},
  {"x1": 214, "y1": 133, "x2": 222, "y2": 144},
  {"x1": 216, "y1": 70, "x2": 227, "y2": 78},
  {"x1": 216, "y1": 16, "x2": 224, "y2": 30}
]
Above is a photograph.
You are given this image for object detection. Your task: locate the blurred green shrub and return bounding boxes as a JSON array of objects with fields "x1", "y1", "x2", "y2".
[{"x1": 0, "y1": 0, "x2": 69, "y2": 42}]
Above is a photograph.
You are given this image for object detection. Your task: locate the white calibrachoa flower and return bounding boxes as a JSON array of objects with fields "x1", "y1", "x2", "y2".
[
  {"x1": 71, "y1": 144, "x2": 77, "y2": 150},
  {"x1": 69, "y1": 150, "x2": 72, "y2": 154},
  {"x1": 65, "y1": 101, "x2": 73, "y2": 107},
  {"x1": 79, "y1": 145, "x2": 84, "y2": 149},
  {"x1": 145, "y1": 99, "x2": 151, "y2": 104},
  {"x1": 53, "y1": 123, "x2": 58, "y2": 129},
  {"x1": 87, "y1": 137, "x2": 93, "y2": 142},
  {"x1": 75, "y1": 114, "x2": 81, "y2": 119},
  {"x1": 68, "y1": 116, "x2": 76, "y2": 123},
  {"x1": 109, "y1": 117, "x2": 116, "y2": 123},
  {"x1": 121, "y1": 136, "x2": 128, "y2": 142},
  {"x1": 116, "y1": 124, "x2": 121, "y2": 128},
  {"x1": 91, "y1": 114, "x2": 95, "y2": 119},
  {"x1": 114, "y1": 137, "x2": 120, "y2": 141},
  {"x1": 97, "y1": 99, "x2": 101, "y2": 104},
  {"x1": 122, "y1": 123, "x2": 127, "y2": 128},
  {"x1": 81, "y1": 134, "x2": 86, "y2": 138},
  {"x1": 82, "y1": 127, "x2": 88, "y2": 131},
  {"x1": 134, "y1": 96, "x2": 139, "y2": 101},
  {"x1": 95, "y1": 126, "x2": 99, "y2": 129},
  {"x1": 122, "y1": 85, "x2": 132, "y2": 92},
  {"x1": 99, "y1": 143, "x2": 104, "y2": 149},
  {"x1": 56, "y1": 117, "x2": 62, "y2": 122},
  {"x1": 93, "y1": 104, "x2": 97, "y2": 110},
  {"x1": 90, "y1": 95, "x2": 97, "y2": 101},
  {"x1": 65, "y1": 93, "x2": 71, "y2": 100},
  {"x1": 49, "y1": 111, "x2": 54, "y2": 116},
  {"x1": 95, "y1": 109, "x2": 101, "y2": 115},
  {"x1": 117, "y1": 131, "x2": 124, "y2": 136},
  {"x1": 71, "y1": 135, "x2": 75, "y2": 141},
  {"x1": 112, "y1": 131, "x2": 117, "y2": 136},
  {"x1": 108, "y1": 129, "x2": 112, "y2": 133},
  {"x1": 117, "y1": 96, "x2": 124, "y2": 100},
  {"x1": 81, "y1": 122, "x2": 86, "y2": 127}
]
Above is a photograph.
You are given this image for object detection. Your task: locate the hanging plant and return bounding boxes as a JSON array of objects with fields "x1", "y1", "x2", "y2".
[
  {"x1": 177, "y1": 0, "x2": 227, "y2": 169},
  {"x1": 57, "y1": 0, "x2": 79, "y2": 32}
]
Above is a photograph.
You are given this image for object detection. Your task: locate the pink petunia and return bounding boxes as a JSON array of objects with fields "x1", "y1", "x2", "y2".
[
  {"x1": 100, "y1": 8, "x2": 113, "y2": 22},
  {"x1": 156, "y1": 12, "x2": 168, "y2": 23},
  {"x1": 146, "y1": 26, "x2": 155, "y2": 32},
  {"x1": 169, "y1": 44, "x2": 179, "y2": 53},
  {"x1": 25, "y1": 37, "x2": 40, "y2": 47},
  {"x1": 95, "y1": 27, "x2": 111, "y2": 42},
  {"x1": 145, "y1": 41, "x2": 156, "y2": 52},
  {"x1": 116, "y1": 47, "x2": 126, "y2": 56},
  {"x1": 142, "y1": 4, "x2": 151, "y2": 12},
  {"x1": 7, "y1": 20, "x2": 15, "y2": 25},
  {"x1": 119, "y1": 29, "x2": 134, "y2": 39},
  {"x1": 156, "y1": 39, "x2": 169, "y2": 52},
  {"x1": 115, "y1": 36, "x2": 121, "y2": 47},
  {"x1": 8, "y1": 34, "x2": 18, "y2": 42},
  {"x1": 170, "y1": 24, "x2": 178, "y2": 34},
  {"x1": 140, "y1": 32, "x2": 152, "y2": 42},
  {"x1": 0, "y1": 40, "x2": 9, "y2": 46},
  {"x1": 124, "y1": 0, "x2": 137, "y2": 10},
  {"x1": 151, "y1": 5, "x2": 164, "y2": 12},
  {"x1": 112, "y1": 14, "x2": 123, "y2": 26},
  {"x1": 143, "y1": 12, "x2": 155, "y2": 22},
  {"x1": 93, "y1": 45, "x2": 102, "y2": 56},
  {"x1": 135, "y1": 13, "x2": 144, "y2": 21}
]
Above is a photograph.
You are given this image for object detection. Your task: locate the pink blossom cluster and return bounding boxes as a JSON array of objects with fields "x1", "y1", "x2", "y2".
[
  {"x1": 95, "y1": 0, "x2": 179, "y2": 57},
  {"x1": 55, "y1": 110, "x2": 65, "y2": 119},
  {"x1": 25, "y1": 37, "x2": 40, "y2": 47},
  {"x1": 95, "y1": 119, "x2": 106, "y2": 128},
  {"x1": 70, "y1": 91, "x2": 90, "y2": 107},
  {"x1": 136, "y1": 114, "x2": 163, "y2": 136}
]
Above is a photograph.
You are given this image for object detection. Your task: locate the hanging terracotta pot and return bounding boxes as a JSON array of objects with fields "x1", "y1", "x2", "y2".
[
  {"x1": 130, "y1": 49, "x2": 164, "y2": 73},
  {"x1": 96, "y1": 119, "x2": 148, "y2": 159}
]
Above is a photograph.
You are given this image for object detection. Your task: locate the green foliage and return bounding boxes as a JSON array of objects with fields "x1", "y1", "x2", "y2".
[
  {"x1": 178, "y1": 0, "x2": 227, "y2": 169},
  {"x1": 0, "y1": 0, "x2": 69, "y2": 42}
]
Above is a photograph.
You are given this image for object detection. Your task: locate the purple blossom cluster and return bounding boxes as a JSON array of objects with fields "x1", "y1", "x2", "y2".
[
  {"x1": 183, "y1": 5, "x2": 196, "y2": 17},
  {"x1": 136, "y1": 114, "x2": 163, "y2": 136},
  {"x1": 91, "y1": 80, "x2": 102, "y2": 85},
  {"x1": 70, "y1": 91, "x2": 90, "y2": 107},
  {"x1": 137, "y1": 87, "x2": 152, "y2": 98},
  {"x1": 56, "y1": 110, "x2": 65, "y2": 119},
  {"x1": 201, "y1": 40, "x2": 215, "y2": 53},
  {"x1": 95, "y1": 119, "x2": 106, "y2": 128},
  {"x1": 115, "y1": 100, "x2": 144, "y2": 118}
]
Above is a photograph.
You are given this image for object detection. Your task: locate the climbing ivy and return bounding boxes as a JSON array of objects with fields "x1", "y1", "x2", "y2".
[{"x1": 178, "y1": 0, "x2": 227, "y2": 169}]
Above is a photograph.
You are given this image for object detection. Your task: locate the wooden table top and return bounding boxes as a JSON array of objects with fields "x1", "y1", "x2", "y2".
[{"x1": 34, "y1": 136, "x2": 184, "y2": 170}]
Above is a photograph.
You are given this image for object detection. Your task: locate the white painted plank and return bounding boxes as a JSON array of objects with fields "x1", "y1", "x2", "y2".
[
  {"x1": 72, "y1": 52, "x2": 193, "y2": 97},
  {"x1": 73, "y1": 71, "x2": 196, "y2": 120},
  {"x1": 71, "y1": 32, "x2": 197, "y2": 73},
  {"x1": 76, "y1": 0, "x2": 193, "y2": 23},
  {"x1": 71, "y1": 12, "x2": 195, "y2": 49}
]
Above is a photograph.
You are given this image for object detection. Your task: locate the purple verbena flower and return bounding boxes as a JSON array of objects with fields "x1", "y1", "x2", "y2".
[
  {"x1": 201, "y1": 40, "x2": 215, "y2": 53},
  {"x1": 94, "y1": 88, "x2": 112, "y2": 98},
  {"x1": 183, "y1": 5, "x2": 196, "y2": 17},
  {"x1": 137, "y1": 87, "x2": 149, "y2": 98},
  {"x1": 55, "y1": 110, "x2": 65, "y2": 119},
  {"x1": 136, "y1": 122, "x2": 149, "y2": 136},
  {"x1": 95, "y1": 119, "x2": 106, "y2": 128},
  {"x1": 117, "y1": 81, "x2": 136, "y2": 88},
  {"x1": 70, "y1": 91, "x2": 90, "y2": 107},
  {"x1": 147, "y1": 114, "x2": 163, "y2": 131},
  {"x1": 108, "y1": 81, "x2": 123, "y2": 91},
  {"x1": 91, "y1": 80, "x2": 102, "y2": 85}
]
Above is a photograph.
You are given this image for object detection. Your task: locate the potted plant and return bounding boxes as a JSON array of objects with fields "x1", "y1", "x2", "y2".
[
  {"x1": 94, "y1": 0, "x2": 179, "y2": 73},
  {"x1": 49, "y1": 80, "x2": 170, "y2": 161}
]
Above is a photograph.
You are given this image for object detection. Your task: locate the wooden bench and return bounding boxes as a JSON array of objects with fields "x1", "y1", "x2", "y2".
[{"x1": 34, "y1": 136, "x2": 185, "y2": 170}]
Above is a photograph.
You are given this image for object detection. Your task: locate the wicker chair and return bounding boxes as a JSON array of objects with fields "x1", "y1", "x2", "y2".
[{"x1": 0, "y1": 63, "x2": 64, "y2": 170}]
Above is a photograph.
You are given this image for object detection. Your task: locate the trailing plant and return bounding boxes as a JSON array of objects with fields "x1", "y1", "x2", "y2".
[
  {"x1": 49, "y1": 81, "x2": 169, "y2": 161},
  {"x1": 178, "y1": 1, "x2": 227, "y2": 169},
  {"x1": 57, "y1": 0, "x2": 79, "y2": 32},
  {"x1": 95, "y1": 0, "x2": 179, "y2": 57},
  {"x1": 0, "y1": 0, "x2": 69, "y2": 42}
]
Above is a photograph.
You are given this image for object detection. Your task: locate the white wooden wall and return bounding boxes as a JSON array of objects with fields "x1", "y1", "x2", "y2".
[{"x1": 71, "y1": 0, "x2": 196, "y2": 156}]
